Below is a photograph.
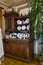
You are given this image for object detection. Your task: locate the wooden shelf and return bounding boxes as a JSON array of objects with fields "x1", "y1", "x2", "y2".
[
  {"x1": 15, "y1": 15, "x2": 29, "y2": 20},
  {"x1": 16, "y1": 23, "x2": 30, "y2": 26},
  {"x1": 16, "y1": 30, "x2": 30, "y2": 33}
]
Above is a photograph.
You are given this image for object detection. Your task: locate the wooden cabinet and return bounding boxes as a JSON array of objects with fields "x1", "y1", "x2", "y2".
[
  {"x1": 3, "y1": 10, "x2": 34, "y2": 62},
  {"x1": 3, "y1": 38, "x2": 34, "y2": 62}
]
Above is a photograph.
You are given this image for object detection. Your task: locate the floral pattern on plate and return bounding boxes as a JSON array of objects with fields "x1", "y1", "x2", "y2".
[
  {"x1": 22, "y1": 25, "x2": 26, "y2": 30},
  {"x1": 17, "y1": 26, "x2": 21, "y2": 31},
  {"x1": 17, "y1": 20, "x2": 22, "y2": 24}
]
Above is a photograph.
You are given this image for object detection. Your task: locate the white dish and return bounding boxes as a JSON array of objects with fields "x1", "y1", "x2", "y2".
[
  {"x1": 11, "y1": 33, "x2": 17, "y2": 35},
  {"x1": 17, "y1": 20, "x2": 22, "y2": 24},
  {"x1": 22, "y1": 25, "x2": 26, "y2": 30},
  {"x1": 25, "y1": 33, "x2": 30, "y2": 38},
  {"x1": 23, "y1": 18, "x2": 30, "y2": 24},
  {"x1": 25, "y1": 18, "x2": 30, "y2": 23},
  {"x1": 17, "y1": 33, "x2": 22, "y2": 39},
  {"x1": 17, "y1": 26, "x2": 21, "y2": 31},
  {"x1": 27, "y1": 25, "x2": 30, "y2": 30}
]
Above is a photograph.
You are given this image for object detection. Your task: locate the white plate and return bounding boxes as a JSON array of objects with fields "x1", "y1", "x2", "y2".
[
  {"x1": 22, "y1": 25, "x2": 26, "y2": 30},
  {"x1": 11, "y1": 33, "x2": 17, "y2": 35},
  {"x1": 27, "y1": 25, "x2": 30, "y2": 30},
  {"x1": 17, "y1": 33, "x2": 22, "y2": 39},
  {"x1": 17, "y1": 26, "x2": 21, "y2": 30},
  {"x1": 25, "y1": 33, "x2": 30, "y2": 38},
  {"x1": 25, "y1": 18, "x2": 30, "y2": 23},
  {"x1": 17, "y1": 20, "x2": 22, "y2": 24},
  {"x1": 23, "y1": 18, "x2": 30, "y2": 24}
]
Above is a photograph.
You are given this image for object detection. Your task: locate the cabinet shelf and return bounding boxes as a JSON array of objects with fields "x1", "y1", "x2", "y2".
[
  {"x1": 16, "y1": 30, "x2": 30, "y2": 33},
  {"x1": 15, "y1": 15, "x2": 29, "y2": 20},
  {"x1": 16, "y1": 23, "x2": 30, "y2": 26}
]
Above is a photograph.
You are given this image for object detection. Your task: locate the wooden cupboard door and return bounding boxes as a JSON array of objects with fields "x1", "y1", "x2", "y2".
[
  {"x1": 11, "y1": 40, "x2": 29, "y2": 59},
  {"x1": 17, "y1": 43, "x2": 28, "y2": 59},
  {"x1": 10, "y1": 40, "x2": 18, "y2": 56},
  {"x1": 3, "y1": 39, "x2": 11, "y2": 54},
  {"x1": 5, "y1": 16, "x2": 12, "y2": 32},
  {"x1": 18, "y1": 40, "x2": 29, "y2": 59},
  {"x1": 0, "y1": 9, "x2": 2, "y2": 28}
]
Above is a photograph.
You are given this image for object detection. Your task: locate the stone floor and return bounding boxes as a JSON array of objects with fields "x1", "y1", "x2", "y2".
[{"x1": 1, "y1": 57, "x2": 41, "y2": 65}]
